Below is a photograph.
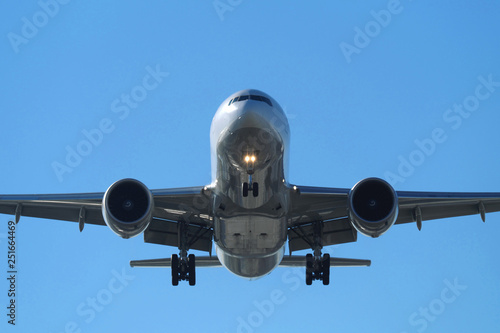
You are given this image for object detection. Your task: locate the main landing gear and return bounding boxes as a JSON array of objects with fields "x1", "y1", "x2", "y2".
[
  {"x1": 171, "y1": 253, "x2": 196, "y2": 286},
  {"x1": 171, "y1": 221, "x2": 198, "y2": 286},
  {"x1": 305, "y1": 252, "x2": 330, "y2": 285},
  {"x1": 289, "y1": 221, "x2": 331, "y2": 285},
  {"x1": 304, "y1": 221, "x2": 330, "y2": 285}
]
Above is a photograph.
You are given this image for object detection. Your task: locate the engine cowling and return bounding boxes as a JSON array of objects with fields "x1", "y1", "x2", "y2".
[
  {"x1": 348, "y1": 177, "x2": 398, "y2": 238},
  {"x1": 102, "y1": 178, "x2": 154, "y2": 239}
]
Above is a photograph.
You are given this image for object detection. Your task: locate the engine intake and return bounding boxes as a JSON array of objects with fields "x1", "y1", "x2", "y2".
[
  {"x1": 102, "y1": 178, "x2": 154, "y2": 239},
  {"x1": 348, "y1": 177, "x2": 398, "y2": 238}
]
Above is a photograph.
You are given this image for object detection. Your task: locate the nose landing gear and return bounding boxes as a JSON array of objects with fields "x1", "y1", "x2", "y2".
[
  {"x1": 243, "y1": 182, "x2": 259, "y2": 197},
  {"x1": 243, "y1": 174, "x2": 259, "y2": 197}
]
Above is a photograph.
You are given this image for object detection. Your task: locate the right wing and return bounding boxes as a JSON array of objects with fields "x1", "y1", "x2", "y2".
[
  {"x1": 146, "y1": 187, "x2": 213, "y2": 252},
  {"x1": 0, "y1": 192, "x2": 105, "y2": 227}
]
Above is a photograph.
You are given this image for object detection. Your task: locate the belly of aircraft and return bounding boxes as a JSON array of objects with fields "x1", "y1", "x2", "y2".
[{"x1": 215, "y1": 215, "x2": 286, "y2": 279}]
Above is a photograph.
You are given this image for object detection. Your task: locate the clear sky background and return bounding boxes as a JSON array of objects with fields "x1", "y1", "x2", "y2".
[{"x1": 1, "y1": 1, "x2": 500, "y2": 332}]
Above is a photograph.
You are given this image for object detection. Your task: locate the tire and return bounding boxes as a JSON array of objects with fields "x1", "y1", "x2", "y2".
[
  {"x1": 253, "y1": 182, "x2": 259, "y2": 197},
  {"x1": 306, "y1": 254, "x2": 313, "y2": 285},
  {"x1": 171, "y1": 254, "x2": 179, "y2": 286},
  {"x1": 322, "y1": 253, "x2": 330, "y2": 286},
  {"x1": 188, "y1": 254, "x2": 196, "y2": 286},
  {"x1": 243, "y1": 183, "x2": 249, "y2": 197}
]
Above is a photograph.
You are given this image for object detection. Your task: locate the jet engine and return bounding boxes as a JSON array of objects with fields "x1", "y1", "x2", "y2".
[
  {"x1": 102, "y1": 178, "x2": 154, "y2": 239},
  {"x1": 348, "y1": 177, "x2": 398, "y2": 238}
]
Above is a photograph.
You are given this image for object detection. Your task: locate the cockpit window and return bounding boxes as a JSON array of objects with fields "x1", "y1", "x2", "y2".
[{"x1": 228, "y1": 94, "x2": 273, "y2": 107}]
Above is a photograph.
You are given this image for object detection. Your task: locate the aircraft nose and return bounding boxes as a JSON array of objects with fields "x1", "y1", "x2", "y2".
[{"x1": 238, "y1": 109, "x2": 267, "y2": 127}]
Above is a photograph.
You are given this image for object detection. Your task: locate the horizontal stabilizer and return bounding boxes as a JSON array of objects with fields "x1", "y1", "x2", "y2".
[
  {"x1": 130, "y1": 256, "x2": 222, "y2": 268},
  {"x1": 279, "y1": 256, "x2": 371, "y2": 267}
]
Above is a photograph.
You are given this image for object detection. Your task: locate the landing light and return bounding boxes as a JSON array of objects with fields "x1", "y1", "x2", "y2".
[{"x1": 245, "y1": 155, "x2": 256, "y2": 163}]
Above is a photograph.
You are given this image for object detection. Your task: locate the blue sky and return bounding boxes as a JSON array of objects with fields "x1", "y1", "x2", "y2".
[{"x1": 1, "y1": 1, "x2": 500, "y2": 332}]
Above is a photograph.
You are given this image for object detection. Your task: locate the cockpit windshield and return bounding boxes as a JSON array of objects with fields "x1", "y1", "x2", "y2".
[{"x1": 228, "y1": 95, "x2": 273, "y2": 107}]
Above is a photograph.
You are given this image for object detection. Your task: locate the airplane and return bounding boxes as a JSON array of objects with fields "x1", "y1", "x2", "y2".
[{"x1": 1, "y1": 88, "x2": 500, "y2": 286}]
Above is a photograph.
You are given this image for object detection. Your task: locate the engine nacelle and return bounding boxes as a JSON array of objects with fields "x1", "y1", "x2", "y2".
[
  {"x1": 348, "y1": 177, "x2": 398, "y2": 238},
  {"x1": 102, "y1": 178, "x2": 154, "y2": 239}
]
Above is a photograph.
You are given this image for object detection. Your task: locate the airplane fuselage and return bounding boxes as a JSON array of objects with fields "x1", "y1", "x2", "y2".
[{"x1": 210, "y1": 89, "x2": 291, "y2": 279}]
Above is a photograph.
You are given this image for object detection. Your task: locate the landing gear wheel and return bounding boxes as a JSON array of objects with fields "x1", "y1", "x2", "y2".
[
  {"x1": 322, "y1": 253, "x2": 330, "y2": 285},
  {"x1": 243, "y1": 182, "x2": 249, "y2": 197},
  {"x1": 188, "y1": 254, "x2": 196, "y2": 286},
  {"x1": 171, "y1": 254, "x2": 179, "y2": 286},
  {"x1": 252, "y1": 182, "x2": 259, "y2": 197},
  {"x1": 305, "y1": 254, "x2": 313, "y2": 285}
]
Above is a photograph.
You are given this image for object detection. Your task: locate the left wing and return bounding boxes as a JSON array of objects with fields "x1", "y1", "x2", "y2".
[
  {"x1": 288, "y1": 184, "x2": 500, "y2": 252},
  {"x1": 0, "y1": 186, "x2": 213, "y2": 252}
]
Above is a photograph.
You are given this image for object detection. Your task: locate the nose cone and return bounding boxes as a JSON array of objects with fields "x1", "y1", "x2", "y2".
[
  {"x1": 210, "y1": 89, "x2": 291, "y2": 182},
  {"x1": 211, "y1": 89, "x2": 289, "y2": 140},
  {"x1": 228, "y1": 108, "x2": 270, "y2": 132}
]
